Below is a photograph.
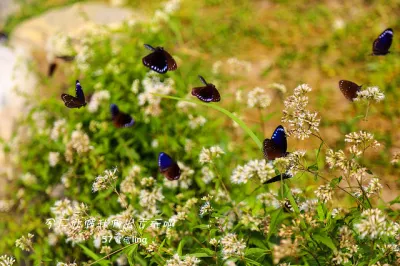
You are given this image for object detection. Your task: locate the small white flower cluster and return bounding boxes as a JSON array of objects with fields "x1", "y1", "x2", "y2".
[
  {"x1": 257, "y1": 192, "x2": 280, "y2": 209},
  {"x1": 139, "y1": 187, "x2": 164, "y2": 216},
  {"x1": 391, "y1": 152, "x2": 400, "y2": 164},
  {"x1": 282, "y1": 84, "x2": 320, "y2": 140},
  {"x1": 354, "y1": 86, "x2": 385, "y2": 103},
  {"x1": 199, "y1": 146, "x2": 225, "y2": 164},
  {"x1": 120, "y1": 165, "x2": 141, "y2": 194},
  {"x1": 32, "y1": 110, "x2": 48, "y2": 134},
  {"x1": 20, "y1": 172, "x2": 37, "y2": 186},
  {"x1": 56, "y1": 263, "x2": 78, "y2": 266},
  {"x1": 0, "y1": 255, "x2": 15, "y2": 266},
  {"x1": 354, "y1": 209, "x2": 399, "y2": 239},
  {"x1": 49, "y1": 152, "x2": 60, "y2": 167},
  {"x1": 344, "y1": 131, "x2": 381, "y2": 156},
  {"x1": 15, "y1": 233, "x2": 34, "y2": 252},
  {"x1": 50, "y1": 119, "x2": 67, "y2": 141},
  {"x1": 247, "y1": 87, "x2": 272, "y2": 109},
  {"x1": 0, "y1": 200, "x2": 14, "y2": 212},
  {"x1": 150, "y1": 0, "x2": 181, "y2": 31},
  {"x1": 88, "y1": 90, "x2": 110, "y2": 113},
  {"x1": 314, "y1": 184, "x2": 333, "y2": 203},
  {"x1": 331, "y1": 226, "x2": 359, "y2": 264},
  {"x1": 268, "y1": 83, "x2": 287, "y2": 94},
  {"x1": 92, "y1": 167, "x2": 119, "y2": 193},
  {"x1": 201, "y1": 166, "x2": 214, "y2": 184},
  {"x1": 165, "y1": 253, "x2": 201, "y2": 266},
  {"x1": 230, "y1": 159, "x2": 275, "y2": 184},
  {"x1": 272, "y1": 238, "x2": 299, "y2": 264},
  {"x1": 212, "y1": 58, "x2": 252, "y2": 75},
  {"x1": 46, "y1": 32, "x2": 76, "y2": 62},
  {"x1": 199, "y1": 201, "x2": 213, "y2": 217},
  {"x1": 220, "y1": 233, "x2": 246, "y2": 259},
  {"x1": 65, "y1": 129, "x2": 91, "y2": 163},
  {"x1": 138, "y1": 72, "x2": 175, "y2": 118},
  {"x1": 188, "y1": 114, "x2": 207, "y2": 129}
]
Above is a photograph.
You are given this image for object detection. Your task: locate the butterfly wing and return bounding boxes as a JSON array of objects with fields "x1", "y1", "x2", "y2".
[
  {"x1": 142, "y1": 50, "x2": 168, "y2": 74},
  {"x1": 339, "y1": 80, "x2": 361, "y2": 101},
  {"x1": 264, "y1": 173, "x2": 293, "y2": 184},
  {"x1": 110, "y1": 104, "x2": 134, "y2": 128},
  {"x1": 158, "y1": 152, "x2": 181, "y2": 180},
  {"x1": 263, "y1": 125, "x2": 287, "y2": 160},
  {"x1": 61, "y1": 94, "x2": 85, "y2": 108},
  {"x1": 48, "y1": 62, "x2": 57, "y2": 77},
  {"x1": 373, "y1": 28, "x2": 393, "y2": 55},
  {"x1": 162, "y1": 50, "x2": 177, "y2": 71},
  {"x1": 192, "y1": 85, "x2": 220, "y2": 102},
  {"x1": 75, "y1": 80, "x2": 85, "y2": 102},
  {"x1": 271, "y1": 125, "x2": 287, "y2": 153}
]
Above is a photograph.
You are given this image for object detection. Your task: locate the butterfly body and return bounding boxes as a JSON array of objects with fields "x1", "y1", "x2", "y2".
[
  {"x1": 142, "y1": 44, "x2": 177, "y2": 74},
  {"x1": 264, "y1": 173, "x2": 292, "y2": 184},
  {"x1": 61, "y1": 80, "x2": 87, "y2": 108},
  {"x1": 110, "y1": 104, "x2": 135, "y2": 128},
  {"x1": 338, "y1": 80, "x2": 362, "y2": 101},
  {"x1": 263, "y1": 125, "x2": 288, "y2": 160},
  {"x1": 191, "y1": 75, "x2": 221, "y2": 102},
  {"x1": 372, "y1": 28, "x2": 393, "y2": 56},
  {"x1": 158, "y1": 152, "x2": 181, "y2": 180}
]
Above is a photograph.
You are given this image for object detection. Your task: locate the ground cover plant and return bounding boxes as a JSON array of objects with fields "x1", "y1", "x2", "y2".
[{"x1": 1, "y1": 0, "x2": 400, "y2": 265}]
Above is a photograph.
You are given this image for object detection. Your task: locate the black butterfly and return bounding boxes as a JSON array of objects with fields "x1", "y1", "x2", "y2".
[
  {"x1": 142, "y1": 44, "x2": 177, "y2": 74},
  {"x1": 264, "y1": 173, "x2": 292, "y2": 184},
  {"x1": 55, "y1": 55, "x2": 75, "y2": 62},
  {"x1": 339, "y1": 80, "x2": 362, "y2": 101},
  {"x1": 48, "y1": 62, "x2": 58, "y2": 77},
  {"x1": 263, "y1": 125, "x2": 289, "y2": 160},
  {"x1": 110, "y1": 104, "x2": 135, "y2": 128},
  {"x1": 158, "y1": 152, "x2": 181, "y2": 180},
  {"x1": 61, "y1": 80, "x2": 87, "y2": 108},
  {"x1": 191, "y1": 75, "x2": 221, "y2": 102},
  {"x1": 372, "y1": 28, "x2": 393, "y2": 55}
]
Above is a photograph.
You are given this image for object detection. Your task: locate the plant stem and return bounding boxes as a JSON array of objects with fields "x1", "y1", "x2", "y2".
[{"x1": 364, "y1": 101, "x2": 371, "y2": 121}]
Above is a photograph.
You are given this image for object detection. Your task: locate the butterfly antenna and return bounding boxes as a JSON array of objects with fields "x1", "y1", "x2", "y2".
[
  {"x1": 198, "y1": 75, "x2": 208, "y2": 85},
  {"x1": 144, "y1": 44, "x2": 156, "y2": 51}
]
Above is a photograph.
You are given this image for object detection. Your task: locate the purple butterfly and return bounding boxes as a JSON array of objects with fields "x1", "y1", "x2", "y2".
[
  {"x1": 372, "y1": 28, "x2": 393, "y2": 55},
  {"x1": 263, "y1": 125, "x2": 289, "y2": 160},
  {"x1": 158, "y1": 152, "x2": 181, "y2": 181}
]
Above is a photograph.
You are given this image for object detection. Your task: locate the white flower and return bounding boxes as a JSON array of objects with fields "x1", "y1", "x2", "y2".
[
  {"x1": 354, "y1": 209, "x2": 399, "y2": 239},
  {"x1": 199, "y1": 146, "x2": 225, "y2": 164},
  {"x1": 314, "y1": 184, "x2": 333, "y2": 203},
  {"x1": 247, "y1": 87, "x2": 272, "y2": 109},
  {"x1": 355, "y1": 86, "x2": 385, "y2": 102},
  {"x1": 50, "y1": 119, "x2": 67, "y2": 141},
  {"x1": 92, "y1": 167, "x2": 119, "y2": 192},
  {"x1": 220, "y1": 233, "x2": 246, "y2": 259},
  {"x1": 15, "y1": 233, "x2": 34, "y2": 251},
  {"x1": 49, "y1": 152, "x2": 60, "y2": 167},
  {"x1": 88, "y1": 90, "x2": 110, "y2": 113},
  {"x1": 0, "y1": 255, "x2": 15, "y2": 266},
  {"x1": 199, "y1": 201, "x2": 213, "y2": 217}
]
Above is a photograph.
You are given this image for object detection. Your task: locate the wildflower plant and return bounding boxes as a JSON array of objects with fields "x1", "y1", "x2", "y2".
[{"x1": 1, "y1": 1, "x2": 400, "y2": 266}]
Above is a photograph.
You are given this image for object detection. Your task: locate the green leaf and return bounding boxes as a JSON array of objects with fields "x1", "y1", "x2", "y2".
[
  {"x1": 78, "y1": 244, "x2": 110, "y2": 266},
  {"x1": 244, "y1": 257, "x2": 262, "y2": 265},
  {"x1": 307, "y1": 164, "x2": 318, "y2": 171},
  {"x1": 188, "y1": 253, "x2": 212, "y2": 258},
  {"x1": 177, "y1": 239, "x2": 185, "y2": 256},
  {"x1": 313, "y1": 234, "x2": 337, "y2": 251},
  {"x1": 268, "y1": 208, "x2": 283, "y2": 240},
  {"x1": 330, "y1": 176, "x2": 342, "y2": 187}
]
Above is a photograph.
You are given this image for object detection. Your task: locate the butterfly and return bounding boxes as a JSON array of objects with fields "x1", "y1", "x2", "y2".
[
  {"x1": 158, "y1": 152, "x2": 181, "y2": 180},
  {"x1": 142, "y1": 44, "x2": 177, "y2": 74},
  {"x1": 372, "y1": 28, "x2": 393, "y2": 55},
  {"x1": 264, "y1": 173, "x2": 292, "y2": 184},
  {"x1": 338, "y1": 80, "x2": 362, "y2": 101},
  {"x1": 191, "y1": 75, "x2": 221, "y2": 102},
  {"x1": 110, "y1": 104, "x2": 135, "y2": 128},
  {"x1": 263, "y1": 125, "x2": 289, "y2": 160},
  {"x1": 48, "y1": 62, "x2": 58, "y2": 77},
  {"x1": 61, "y1": 80, "x2": 87, "y2": 108}
]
